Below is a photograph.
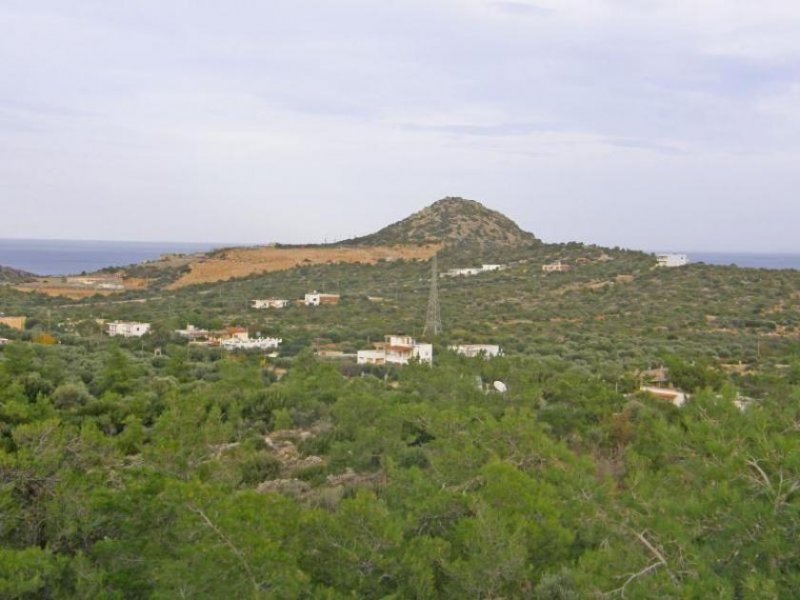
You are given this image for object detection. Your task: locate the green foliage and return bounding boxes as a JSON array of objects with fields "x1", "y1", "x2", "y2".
[{"x1": 2, "y1": 238, "x2": 800, "y2": 597}]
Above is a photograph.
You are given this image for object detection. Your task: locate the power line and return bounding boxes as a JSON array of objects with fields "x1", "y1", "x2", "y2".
[{"x1": 423, "y1": 254, "x2": 442, "y2": 337}]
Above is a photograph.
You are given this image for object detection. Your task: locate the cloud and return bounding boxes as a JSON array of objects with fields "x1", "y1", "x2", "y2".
[
  {"x1": 399, "y1": 121, "x2": 557, "y2": 136},
  {"x1": 0, "y1": 0, "x2": 799, "y2": 250},
  {"x1": 489, "y1": 2, "x2": 553, "y2": 16},
  {"x1": 602, "y1": 138, "x2": 686, "y2": 156}
]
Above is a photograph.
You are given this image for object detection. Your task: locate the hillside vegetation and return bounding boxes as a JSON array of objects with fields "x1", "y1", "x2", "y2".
[
  {"x1": 166, "y1": 244, "x2": 441, "y2": 289},
  {"x1": 1, "y1": 199, "x2": 800, "y2": 597},
  {"x1": 345, "y1": 196, "x2": 540, "y2": 247}
]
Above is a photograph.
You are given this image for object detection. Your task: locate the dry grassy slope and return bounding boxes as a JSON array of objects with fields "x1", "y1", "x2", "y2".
[
  {"x1": 344, "y1": 197, "x2": 539, "y2": 247},
  {"x1": 166, "y1": 244, "x2": 441, "y2": 289},
  {"x1": 12, "y1": 198, "x2": 536, "y2": 294},
  {"x1": 14, "y1": 277, "x2": 149, "y2": 300},
  {"x1": 166, "y1": 197, "x2": 536, "y2": 288}
]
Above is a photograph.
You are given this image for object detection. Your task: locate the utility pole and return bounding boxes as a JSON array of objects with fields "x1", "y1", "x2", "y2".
[{"x1": 423, "y1": 254, "x2": 442, "y2": 337}]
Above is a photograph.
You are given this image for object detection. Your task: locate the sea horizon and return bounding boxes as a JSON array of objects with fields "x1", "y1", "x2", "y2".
[
  {"x1": 2, "y1": 238, "x2": 800, "y2": 276},
  {"x1": 655, "y1": 250, "x2": 800, "y2": 271},
  {"x1": 0, "y1": 238, "x2": 231, "y2": 276}
]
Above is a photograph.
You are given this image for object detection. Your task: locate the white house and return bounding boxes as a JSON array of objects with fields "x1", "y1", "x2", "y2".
[
  {"x1": 450, "y1": 344, "x2": 502, "y2": 359},
  {"x1": 220, "y1": 336, "x2": 282, "y2": 350},
  {"x1": 443, "y1": 267, "x2": 482, "y2": 277},
  {"x1": 251, "y1": 298, "x2": 290, "y2": 309},
  {"x1": 0, "y1": 337, "x2": 9, "y2": 346},
  {"x1": 304, "y1": 292, "x2": 340, "y2": 306},
  {"x1": 106, "y1": 321, "x2": 151, "y2": 337},
  {"x1": 542, "y1": 260, "x2": 571, "y2": 273},
  {"x1": 357, "y1": 335, "x2": 433, "y2": 366},
  {"x1": 175, "y1": 324, "x2": 209, "y2": 340},
  {"x1": 656, "y1": 254, "x2": 688, "y2": 268},
  {"x1": 385, "y1": 335, "x2": 433, "y2": 365},
  {"x1": 209, "y1": 327, "x2": 282, "y2": 350},
  {"x1": 356, "y1": 349, "x2": 386, "y2": 365},
  {"x1": 443, "y1": 265, "x2": 506, "y2": 277}
]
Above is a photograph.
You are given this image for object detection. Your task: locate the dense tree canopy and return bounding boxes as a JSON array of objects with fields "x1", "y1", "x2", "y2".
[{"x1": 1, "y1": 243, "x2": 799, "y2": 597}]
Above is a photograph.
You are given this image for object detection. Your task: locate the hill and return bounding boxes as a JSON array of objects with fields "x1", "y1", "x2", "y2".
[
  {"x1": 11, "y1": 198, "x2": 539, "y2": 294},
  {"x1": 0, "y1": 265, "x2": 35, "y2": 284},
  {"x1": 100, "y1": 197, "x2": 539, "y2": 290},
  {"x1": 344, "y1": 197, "x2": 539, "y2": 247}
]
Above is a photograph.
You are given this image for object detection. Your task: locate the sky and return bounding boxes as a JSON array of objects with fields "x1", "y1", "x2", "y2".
[{"x1": 2, "y1": 0, "x2": 800, "y2": 252}]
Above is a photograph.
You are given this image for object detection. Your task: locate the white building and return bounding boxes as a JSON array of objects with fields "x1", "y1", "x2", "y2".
[
  {"x1": 356, "y1": 349, "x2": 386, "y2": 365},
  {"x1": 542, "y1": 260, "x2": 571, "y2": 273},
  {"x1": 357, "y1": 335, "x2": 433, "y2": 366},
  {"x1": 443, "y1": 265, "x2": 507, "y2": 277},
  {"x1": 106, "y1": 321, "x2": 151, "y2": 337},
  {"x1": 304, "y1": 292, "x2": 340, "y2": 306},
  {"x1": 251, "y1": 298, "x2": 290, "y2": 309},
  {"x1": 450, "y1": 344, "x2": 502, "y2": 359},
  {"x1": 0, "y1": 337, "x2": 9, "y2": 346},
  {"x1": 385, "y1": 335, "x2": 433, "y2": 365},
  {"x1": 656, "y1": 254, "x2": 688, "y2": 268},
  {"x1": 444, "y1": 267, "x2": 482, "y2": 277},
  {"x1": 175, "y1": 324, "x2": 209, "y2": 340},
  {"x1": 220, "y1": 336, "x2": 282, "y2": 350}
]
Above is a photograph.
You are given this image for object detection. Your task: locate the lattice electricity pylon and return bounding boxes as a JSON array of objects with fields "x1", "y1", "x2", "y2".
[{"x1": 423, "y1": 254, "x2": 442, "y2": 337}]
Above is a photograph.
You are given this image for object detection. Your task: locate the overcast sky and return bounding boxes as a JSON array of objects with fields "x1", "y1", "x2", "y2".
[{"x1": 2, "y1": 1, "x2": 800, "y2": 251}]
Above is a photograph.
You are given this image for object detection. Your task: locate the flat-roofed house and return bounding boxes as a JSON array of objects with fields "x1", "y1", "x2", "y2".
[
  {"x1": 107, "y1": 321, "x2": 151, "y2": 337},
  {"x1": 175, "y1": 324, "x2": 209, "y2": 340},
  {"x1": 542, "y1": 260, "x2": 571, "y2": 273},
  {"x1": 357, "y1": 335, "x2": 433, "y2": 366},
  {"x1": 444, "y1": 267, "x2": 482, "y2": 277},
  {"x1": 384, "y1": 335, "x2": 433, "y2": 365},
  {"x1": 357, "y1": 349, "x2": 386, "y2": 365},
  {"x1": 251, "y1": 298, "x2": 290, "y2": 309},
  {"x1": 656, "y1": 254, "x2": 688, "y2": 268},
  {"x1": 220, "y1": 335, "x2": 282, "y2": 350},
  {"x1": 304, "y1": 292, "x2": 340, "y2": 306},
  {"x1": 450, "y1": 344, "x2": 502, "y2": 359}
]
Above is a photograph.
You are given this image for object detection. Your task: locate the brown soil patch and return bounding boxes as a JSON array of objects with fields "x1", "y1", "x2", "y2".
[
  {"x1": 123, "y1": 277, "x2": 149, "y2": 289},
  {"x1": 15, "y1": 276, "x2": 148, "y2": 299},
  {"x1": 14, "y1": 285, "x2": 117, "y2": 299},
  {"x1": 167, "y1": 244, "x2": 441, "y2": 289}
]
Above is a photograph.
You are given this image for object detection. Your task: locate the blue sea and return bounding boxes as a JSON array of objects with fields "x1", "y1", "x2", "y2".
[
  {"x1": 682, "y1": 252, "x2": 800, "y2": 270},
  {"x1": 1, "y1": 239, "x2": 799, "y2": 276},
  {"x1": 0, "y1": 239, "x2": 225, "y2": 276}
]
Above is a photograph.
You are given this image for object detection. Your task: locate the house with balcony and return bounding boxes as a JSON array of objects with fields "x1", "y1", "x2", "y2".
[{"x1": 357, "y1": 335, "x2": 433, "y2": 366}]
